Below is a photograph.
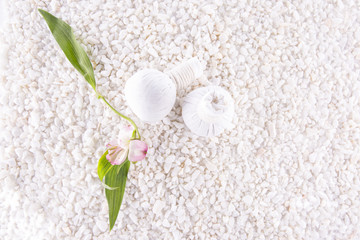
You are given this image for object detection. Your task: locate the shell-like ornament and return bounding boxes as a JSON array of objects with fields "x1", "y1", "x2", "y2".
[
  {"x1": 182, "y1": 86, "x2": 234, "y2": 137},
  {"x1": 124, "y1": 58, "x2": 203, "y2": 123}
]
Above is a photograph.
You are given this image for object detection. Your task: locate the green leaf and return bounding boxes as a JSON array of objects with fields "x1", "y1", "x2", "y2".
[
  {"x1": 38, "y1": 9, "x2": 96, "y2": 90},
  {"x1": 97, "y1": 150, "x2": 129, "y2": 184},
  {"x1": 97, "y1": 150, "x2": 118, "y2": 190},
  {"x1": 105, "y1": 160, "x2": 130, "y2": 231},
  {"x1": 101, "y1": 179, "x2": 120, "y2": 190},
  {"x1": 97, "y1": 150, "x2": 113, "y2": 182}
]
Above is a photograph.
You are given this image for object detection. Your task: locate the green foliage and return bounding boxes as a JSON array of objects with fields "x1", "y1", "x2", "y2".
[
  {"x1": 105, "y1": 161, "x2": 131, "y2": 231},
  {"x1": 38, "y1": 9, "x2": 96, "y2": 90}
]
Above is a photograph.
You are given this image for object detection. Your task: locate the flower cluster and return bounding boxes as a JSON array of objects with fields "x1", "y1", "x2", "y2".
[{"x1": 106, "y1": 125, "x2": 148, "y2": 165}]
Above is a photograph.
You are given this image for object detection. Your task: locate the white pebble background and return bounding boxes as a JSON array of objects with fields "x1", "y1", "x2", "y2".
[{"x1": 1, "y1": 0, "x2": 360, "y2": 239}]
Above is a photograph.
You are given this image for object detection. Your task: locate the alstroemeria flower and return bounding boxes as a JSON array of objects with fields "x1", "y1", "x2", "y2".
[{"x1": 106, "y1": 125, "x2": 148, "y2": 165}]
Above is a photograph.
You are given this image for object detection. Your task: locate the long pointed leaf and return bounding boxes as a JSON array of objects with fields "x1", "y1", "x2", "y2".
[
  {"x1": 105, "y1": 161, "x2": 130, "y2": 231},
  {"x1": 38, "y1": 9, "x2": 96, "y2": 90}
]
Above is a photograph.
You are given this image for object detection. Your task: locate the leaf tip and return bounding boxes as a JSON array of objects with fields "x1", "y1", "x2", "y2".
[{"x1": 38, "y1": 8, "x2": 46, "y2": 16}]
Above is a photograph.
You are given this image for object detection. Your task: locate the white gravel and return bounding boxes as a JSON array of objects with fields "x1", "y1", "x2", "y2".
[{"x1": 1, "y1": 0, "x2": 360, "y2": 239}]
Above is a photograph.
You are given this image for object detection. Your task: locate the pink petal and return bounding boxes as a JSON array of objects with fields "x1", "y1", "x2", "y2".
[
  {"x1": 113, "y1": 149, "x2": 128, "y2": 165},
  {"x1": 118, "y1": 124, "x2": 134, "y2": 148},
  {"x1": 107, "y1": 147, "x2": 120, "y2": 157},
  {"x1": 107, "y1": 148, "x2": 128, "y2": 165},
  {"x1": 128, "y1": 140, "x2": 148, "y2": 162},
  {"x1": 106, "y1": 140, "x2": 119, "y2": 149}
]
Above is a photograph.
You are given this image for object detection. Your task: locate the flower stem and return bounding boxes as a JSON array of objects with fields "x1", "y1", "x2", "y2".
[{"x1": 99, "y1": 95, "x2": 141, "y2": 139}]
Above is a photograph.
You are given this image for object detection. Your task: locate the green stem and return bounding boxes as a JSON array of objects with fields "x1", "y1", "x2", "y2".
[{"x1": 99, "y1": 95, "x2": 141, "y2": 139}]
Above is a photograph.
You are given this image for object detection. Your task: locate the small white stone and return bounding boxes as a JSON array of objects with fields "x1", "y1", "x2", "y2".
[
  {"x1": 184, "y1": 180, "x2": 194, "y2": 191},
  {"x1": 309, "y1": 152, "x2": 317, "y2": 163},
  {"x1": 4, "y1": 175, "x2": 17, "y2": 189},
  {"x1": 96, "y1": 220, "x2": 108, "y2": 232},
  {"x1": 252, "y1": 101, "x2": 263, "y2": 114},
  {"x1": 147, "y1": 47, "x2": 158, "y2": 57},
  {"x1": 191, "y1": 26, "x2": 197, "y2": 37},
  {"x1": 192, "y1": 170, "x2": 201, "y2": 180},
  {"x1": 209, "y1": 195, "x2": 216, "y2": 204},
  {"x1": 205, "y1": 161, "x2": 217, "y2": 172},
  {"x1": 30, "y1": 110, "x2": 40, "y2": 126},
  {"x1": 181, "y1": 146, "x2": 190, "y2": 154},
  {"x1": 243, "y1": 195, "x2": 253, "y2": 205},
  {"x1": 164, "y1": 155, "x2": 174, "y2": 174},
  {"x1": 129, "y1": 213, "x2": 138, "y2": 223},
  {"x1": 267, "y1": 122, "x2": 276, "y2": 138},
  {"x1": 63, "y1": 226, "x2": 72, "y2": 235},
  {"x1": 219, "y1": 33, "x2": 228, "y2": 43},
  {"x1": 260, "y1": 64, "x2": 271, "y2": 76},
  {"x1": 153, "y1": 200, "x2": 165, "y2": 215}
]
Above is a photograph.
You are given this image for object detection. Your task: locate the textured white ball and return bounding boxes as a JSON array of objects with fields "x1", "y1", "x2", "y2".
[
  {"x1": 124, "y1": 69, "x2": 176, "y2": 123},
  {"x1": 182, "y1": 86, "x2": 234, "y2": 137}
]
